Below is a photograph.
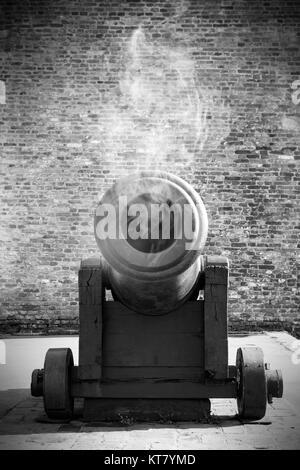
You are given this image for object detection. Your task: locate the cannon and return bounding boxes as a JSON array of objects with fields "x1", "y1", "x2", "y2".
[{"x1": 31, "y1": 171, "x2": 283, "y2": 422}]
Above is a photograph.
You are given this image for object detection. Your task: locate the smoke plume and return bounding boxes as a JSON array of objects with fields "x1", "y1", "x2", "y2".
[{"x1": 100, "y1": 27, "x2": 230, "y2": 178}]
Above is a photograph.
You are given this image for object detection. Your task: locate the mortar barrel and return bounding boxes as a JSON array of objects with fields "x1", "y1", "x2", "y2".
[{"x1": 94, "y1": 171, "x2": 208, "y2": 315}]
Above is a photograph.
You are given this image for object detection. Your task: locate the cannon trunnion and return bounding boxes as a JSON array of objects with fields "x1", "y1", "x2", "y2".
[{"x1": 31, "y1": 172, "x2": 283, "y2": 421}]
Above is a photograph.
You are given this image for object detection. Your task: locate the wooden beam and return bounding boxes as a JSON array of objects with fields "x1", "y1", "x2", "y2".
[
  {"x1": 102, "y1": 366, "x2": 205, "y2": 381},
  {"x1": 102, "y1": 301, "x2": 204, "y2": 368},
  {"x1": 71, "y1": 378, "x2": 237, "y2": 399},
  {"x1": 204, "y1": 256, "x2": 229, "y2": 379},
  {"x1": 78, "y1": 257, "x2": 103, "y2": 380}
]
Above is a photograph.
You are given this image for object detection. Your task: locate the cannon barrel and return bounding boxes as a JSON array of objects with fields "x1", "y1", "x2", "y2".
[
  {"x1": 94, "y1": 171, "x2": 208, "y2": 314},
  {"x1": 31, "y1": 173, "x2": 284, "y2": 424}
]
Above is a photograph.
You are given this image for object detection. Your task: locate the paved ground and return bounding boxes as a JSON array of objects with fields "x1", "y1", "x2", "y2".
[{"x1": 0, "y1": 332, "x2": 299, "y2": 450}]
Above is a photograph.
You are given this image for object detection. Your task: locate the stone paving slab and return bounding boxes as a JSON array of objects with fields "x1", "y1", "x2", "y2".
[
  {"x1": 0, "y1": 395, "x2": 299, "y2": 449},
  {"x1": 0, "y1": 332, "x2": 299, "y2": 449}
]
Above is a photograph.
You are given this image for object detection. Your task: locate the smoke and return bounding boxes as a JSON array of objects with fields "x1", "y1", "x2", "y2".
[{"x1": 100, "y1": 27, "x2": 230, "y2": 178}]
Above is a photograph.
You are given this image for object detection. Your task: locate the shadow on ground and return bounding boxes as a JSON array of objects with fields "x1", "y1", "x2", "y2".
[{"x1": 0, "y1": 389, "x2": 272, "y2": 436}]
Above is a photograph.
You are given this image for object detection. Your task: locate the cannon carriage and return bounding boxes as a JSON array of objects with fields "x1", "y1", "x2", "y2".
[{"x1": 31, "y1": 172, "x2": 283, "y2": 421}]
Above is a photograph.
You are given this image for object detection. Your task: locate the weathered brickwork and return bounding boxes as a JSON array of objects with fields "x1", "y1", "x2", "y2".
[{"x1": 0, "y1": 0, "x2": 299, "y2": 334}]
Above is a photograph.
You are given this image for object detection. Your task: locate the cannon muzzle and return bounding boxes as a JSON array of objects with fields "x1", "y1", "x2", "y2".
[{"x1": 94, "y1": 171, "x2": 208, "y2": 314}]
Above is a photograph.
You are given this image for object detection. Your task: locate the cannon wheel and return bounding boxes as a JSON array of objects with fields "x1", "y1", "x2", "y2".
[
  {"x1": 43, "y1": 348, "x2": 74, "y2": 420},
  {"x1": 31, "y1": 369, "x2": 44, "y2": 397},
  {"x1": 236, "y1": 346, "x2": 267, "y2": 420}
]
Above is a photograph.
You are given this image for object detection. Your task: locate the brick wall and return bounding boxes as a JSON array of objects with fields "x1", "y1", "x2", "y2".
[{"x1": 0, "y1": 0, "x2": 299, "y2": 335}]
